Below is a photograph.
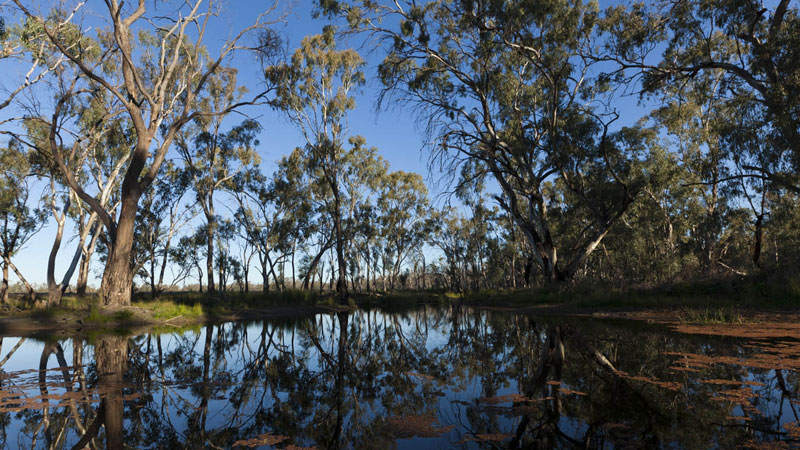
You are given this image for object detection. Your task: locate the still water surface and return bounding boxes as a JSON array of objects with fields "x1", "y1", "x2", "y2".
[{"x1": 0, "y1": 305, "x2": 797, "y2": 449}]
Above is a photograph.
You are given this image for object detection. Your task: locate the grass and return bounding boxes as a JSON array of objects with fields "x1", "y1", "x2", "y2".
[
  {"x1": 26, "y1": 297, "x2": 90, "y2": 320},
  {"x1": 140, "y1": 288, "x2": 320, "y2": 308},
  {"x1": 130, "y1": 288, "x2": 326, "y2": 321},
  {"x1": 86, "y1": 301, "x2": 135, "y2": 323},
  {"x1": 679, "y1": 306, "x2": 748, "y2": 324},
  {"x1": 135, "y1": 300, "x2": 204, "y2": 320}
]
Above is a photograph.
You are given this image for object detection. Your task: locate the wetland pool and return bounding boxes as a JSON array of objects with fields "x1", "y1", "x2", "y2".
[{"x1": 0, "y1": 305, "x2": 798, "y2": 449}]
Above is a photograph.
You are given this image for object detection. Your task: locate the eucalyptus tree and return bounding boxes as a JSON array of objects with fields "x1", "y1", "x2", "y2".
[
  {"x1": 764, "y1": 190, "x2": 800, "y2": 271},
  {"x1": 599, "y1": 0, "x2": 800, "y2": 273},
  {"x1": 648, "y1": 69, "x2": 739, "y2": 275},
  {"x1": 41, "y1": 170, "x2": 83, "y2": 305},
  {"x1": 236, "y1": 235, "x2": 255, "y2": 292},
  {"x1": 0, "y1": 143, "x2": 44, "y2": 303},
  {"x1": 429, "y1": 208, "x2": 469, "y2": 292},
  {"x1": 75, "y1": 211, "x2": 102, "y2": 295},
  {"x1": 377, "y1": 170, "x2": 430, "y2": 290},
  {"x1": 338, "y1": 136, "x2": 387, "y2": 290},
  {"x1": 271, "y1": 148, "x2": 328, "y2": 291},
  {"x1": 21, "y1": 66, "x2": 128, "y2": 305},
  {"x1": 13, "y1": 0, "x2": 279, "y2": 307},
  {"x1": 452, "y1": 165, "x2": 504, "y2": 289},
  {"x1": 215, "y1": 219, "x2": 240, "y2": 293},
  {"x1": 270, "y1": 151, "x2": 316, "y2": 290},
  {"x1": 1, "y1": 8, "x2": 101, "y2": 303},
  {"x1": 600, "y1": 0, "x2": 800, "y2": 193},
  {"x1": 170, "y1": 231, "x2": 206, "y2": 292},
  {"x1": 71, "y1": 93, "x2": 134, "y2": 296},
  {"x1": 429, "y1": 202, "x2": 508, "y2": 291},
  {"x1": 176, "y1": 219, "x2": 241, "y2": 294},
  {"x1": 266, "y1": 27, "x2": 365, "y2": 301},
  {"x1": 177, "y1": 67, "x2": 262, "y2": 295},
  {"x1": 134, "y1": 163, "x2": 196, "y2": 298},
  {"x1": 323, "y1": 0, "x2": 649, "y2": 284},
  {"x1": 26, "y1": 118, "x2": 87, "y2": 305},
  {"x1": 233, "y1": 171, "x2": 292, "y2": 292},
  {"x1": 580, "y1": 146, "x2": 691, "y2": 284},
  {"x1": 350, "y1": 203, "x2": 380, "y2": 292},
  {"x1": 0, "y1": 6, "x2": 66, "y2": 127}
]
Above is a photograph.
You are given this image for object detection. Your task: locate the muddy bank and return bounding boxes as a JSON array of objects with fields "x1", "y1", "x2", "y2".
[
  {"x1": 0, "y1": 304, "x2": 348, "y2": 338},
  {"x1": 3, "y1": 298, "x2": 800, "y2": 339},
  {"x1": 469, "y1": 303, "x2": 800, "y2": 342}
]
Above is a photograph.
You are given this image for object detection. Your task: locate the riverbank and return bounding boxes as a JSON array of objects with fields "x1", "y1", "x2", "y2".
[
  {"x1": 0, "y1": 274, "x2": 798, "y2": 337},
  {"x1": 0, "y1": 290, "x2": 351, "y2": 337},
  {"x1": 458, "y1": 273, "x2": 800, "y2": 320}
]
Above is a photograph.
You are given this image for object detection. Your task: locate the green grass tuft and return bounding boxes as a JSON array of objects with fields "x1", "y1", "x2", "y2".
[
  {"x1": 136, "y1": 300, "x2": 204, "y2": 320},
  {"x1": 87, "y1": 302, "x2": 103, "y2": 322}
]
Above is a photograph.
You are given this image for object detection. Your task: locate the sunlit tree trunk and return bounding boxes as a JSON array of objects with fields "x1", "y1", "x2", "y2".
[
  {"x1": 77, "y1": 224, "x2": 101, "y2": 296},
  {"x1": 6, "y1": 257, "x2": 35, "y2": 301},
  {"x1": 46, "y1": 193, "x2": 68, "y2": 306},
  {"x1": 100, "y1": 186, "x2": 143, "y2": 307}
]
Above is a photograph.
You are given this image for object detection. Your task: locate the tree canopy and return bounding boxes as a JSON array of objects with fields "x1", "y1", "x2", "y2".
[{"x1": 0, "y1": 0, "x2": 798, "y2": 304}]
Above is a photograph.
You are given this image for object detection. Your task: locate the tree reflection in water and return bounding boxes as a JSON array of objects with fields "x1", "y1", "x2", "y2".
[{"x1": 0, "y1": 306, "x2": 797, "y2": 448}]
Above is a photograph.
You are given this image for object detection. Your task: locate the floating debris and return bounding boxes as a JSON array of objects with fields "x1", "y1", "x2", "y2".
[
  {"x1": 386, "y1": 415, "x2": 454, "y2": 438},
  {"x1": 233, "y1": 433, "x2": 288, "y2": 447}
]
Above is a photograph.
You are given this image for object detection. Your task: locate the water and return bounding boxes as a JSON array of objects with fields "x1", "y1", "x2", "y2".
[{"x1": 0, "y1": 305, "x2": 797, "y2": 449}]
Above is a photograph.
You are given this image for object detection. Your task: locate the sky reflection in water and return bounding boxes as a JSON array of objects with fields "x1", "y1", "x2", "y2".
[{"x1": 0, "y1": 305, "x2": 798, "y2": 449}]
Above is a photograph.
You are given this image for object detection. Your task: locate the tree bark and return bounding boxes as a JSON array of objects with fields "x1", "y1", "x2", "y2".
[
  {"x1": 243, "y1": 264, "x2": 249, "y2": 292},
  {"x1": 1, "y1": 261, "x2": 8, "y2": 304},
  {"x1": 77, "y1": 223, "x2": 101, "y2": 296},
  {"x1": 753, "y1": 213, "x2": 764, "y2": 267},
  {"x1": 331, "y1": 175, "x2": 348, "y2": 303},
  {"x1": 6, "y1": 258, "x2": 35, "y2": 301},
  {"x1": 155, "y1": 233, "x2": 175, "y2": 297},
  {"x1": 47, "y1": 197, "x2": 68, "y2": 306},
  {"x1": 301, "y1": 234, "x2": 334, "y2": 290},
  {"x1": 291, "y1": 245, "x2": 296, "y2": 290},
  {"x1": 100, "y1": 186, "x2": 144, "y2": 307},
  {"x1": 261, "y1": 254, "x2": 269, "y2": 292},
  {"x1": 205, "y1": 204, "x2": 217, "y2": 295},
  {"x1": 365, "y1": 252, "x2": 371, "y2": 293},
  {"x1": 149, "y1": 256, "x2": 157, "y2": 299}
]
